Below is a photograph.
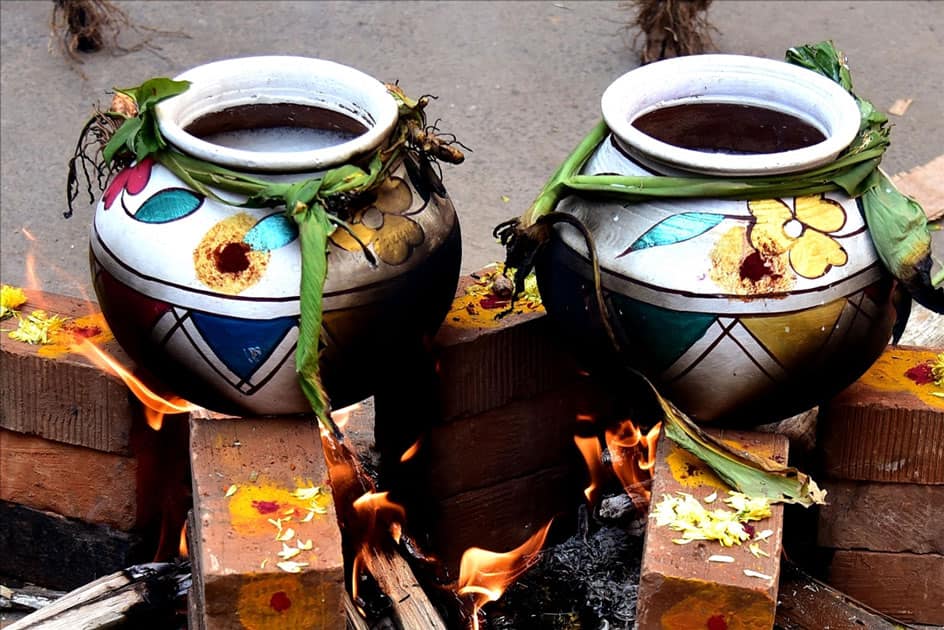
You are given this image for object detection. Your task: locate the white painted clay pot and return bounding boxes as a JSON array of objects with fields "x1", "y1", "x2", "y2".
[
  {"x1": 90, "y1": 57, "x2": 461, "y2": 415},
  {"x1": 538, "y1": 54, "x2": 895, "y2": 424}
]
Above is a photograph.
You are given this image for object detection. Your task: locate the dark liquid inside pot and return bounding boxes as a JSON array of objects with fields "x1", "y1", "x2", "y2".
[
  {"x1": 631, "y1": 102, "x2": 826, "y2": 154},
  {"x1": 185, "y1": 103, "x2": 369, "y2": 152}
]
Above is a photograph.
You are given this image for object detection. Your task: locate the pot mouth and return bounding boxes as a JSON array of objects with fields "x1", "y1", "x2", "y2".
[
  {"x1": 156, "y1": 56, "x2": 398, "y2": 172},
  {"x1": 601, "y1": 54, "x2": 861, "y2": 176}
]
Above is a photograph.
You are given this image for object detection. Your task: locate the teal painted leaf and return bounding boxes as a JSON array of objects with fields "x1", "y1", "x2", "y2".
[
  {"x1": 244, "y1": 213, "x2": 298, "y2": 251},
  {"x1": 617, "y1": 212, "x2": 724, "y2": 257},
  {"x1": 132, "y1": 188, "x2": 202, "y2": 223}
]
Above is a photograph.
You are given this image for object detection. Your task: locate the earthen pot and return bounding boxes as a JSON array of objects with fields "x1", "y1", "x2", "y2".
[
  {"x1": 537, "y1": 54, "x2": 895, "y2": 424},
  {"x1": 90, "y1": 56, "x2": 461, "y2": 415}
]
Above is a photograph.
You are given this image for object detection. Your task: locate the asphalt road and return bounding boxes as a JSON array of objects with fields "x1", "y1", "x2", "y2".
[{"x1": 2, "y1": 0, "x2": 942, "y2": 298}]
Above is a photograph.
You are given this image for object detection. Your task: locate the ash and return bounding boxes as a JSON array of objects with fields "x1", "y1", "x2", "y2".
[{"x1": 486, "y1": 500, "x2": 644, "y2": 630}]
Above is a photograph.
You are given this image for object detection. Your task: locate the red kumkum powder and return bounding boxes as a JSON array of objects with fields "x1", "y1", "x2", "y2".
[
  {"x1": 905, "y1": 362, "x2": 935, "y2": 385},
  {"x1": 707, "y1": 614, "x2": 728, "y2": 630},
  {"x1": 270, "y1": 591, "x2": 291, "y2": 612},
  {"x1": 252, "y1": 500, "x2": 280, "y2": 515}
]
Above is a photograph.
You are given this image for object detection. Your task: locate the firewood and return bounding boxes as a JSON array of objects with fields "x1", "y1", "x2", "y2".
[
  {"x1": 323, "y1": 420, "x2": 447, "y2": 630},
  {"x1": 776, "y1": 558, "x2": 918, "y2": 630},
  {"x1": 6, "y1": 561, "x2": 189, "y2": 630}
]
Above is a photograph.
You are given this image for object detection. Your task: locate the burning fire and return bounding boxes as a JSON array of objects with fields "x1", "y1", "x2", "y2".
[
  {"x1": 576, "y1": 417, "x2": 661, "y2": 509},
  {"x1": 605, "y1": 420, "x2": 661, "y2": 507},
  {"x1": 74, "y1": 339, "x2": 198, "y2": 430},
  {"x1": 400, "y1": 438, "x2": 422, "y2": 463},
  {"x1": 457, "y1": 520, "x2": 553, "y2": 630},
  {"x1": 349, "y1": 490, "x2": 407, "y2": 602},
  {"x1": 179, "y1": 523, "x2": 189, "y2": 558}
]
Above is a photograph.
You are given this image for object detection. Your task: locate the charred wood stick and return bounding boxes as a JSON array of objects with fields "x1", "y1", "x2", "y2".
[
  {"x1": 6, "y1": 561, "x2": 190, "y2": 630},
  {"x1": 776, "y1": 558, "x2": 917, "y2": 630},
  {"x1": 322, "y1": 431, "x2": 447, "y2": 630},
  {"x1": 0, "y1": 584, "x2": 66, "y2": 612}
]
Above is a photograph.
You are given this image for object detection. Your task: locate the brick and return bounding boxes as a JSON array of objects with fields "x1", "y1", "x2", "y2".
[
  {"x1": 0, "y1": 428, "x2": 155, "y2": 531},
  {"x1": 433, "y1": 271, "x2": 581, "y2": 421},
  {"x1": 827, "y1": 550, "x2": 944, "y2": 625},
  {"x1": 818, "y1": 480, "x2": 944, "y2": 554},
  {"x1": 189, "y1": 411, "x2": 345, "y2": 630},
  {"x1": 425, "y1": 385, "x2": 590, "y2": 499},
  {"x1": 820, "y1": 346, "x2": 944, "y2": 483},
  {"x1": 636, "y1": 430, "x2": 788, "y2": 630},
  {"x1": 0, "y1": 500, "x2": 147, "y2": 591},
  {"x1": 0, "y1": 289, "x2": 138, "y2": 454},
  {"x1": 429, "y1": 465, "x2": 578, "y2": 574}
]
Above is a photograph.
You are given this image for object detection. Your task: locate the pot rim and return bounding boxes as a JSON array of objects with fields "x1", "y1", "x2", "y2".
[
  {"x1": 601, "y1": 54, "x2": 862, "y2": 177},
  {"x1": 156, "y1": 56, "x2": 398, "y2": 172}
]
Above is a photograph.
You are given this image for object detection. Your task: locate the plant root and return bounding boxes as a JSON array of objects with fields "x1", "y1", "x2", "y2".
[{"x1": 625, "y1": 0, "x2": 717, "y2": 64}]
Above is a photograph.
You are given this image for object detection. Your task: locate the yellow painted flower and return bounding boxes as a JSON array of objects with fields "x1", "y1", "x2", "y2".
[
  {"x1": 748, "y1": 194, "x2": 848, "y2": 279},
  {"x1": 330, "y1": 176, "x2": 424, "y2": 266}
]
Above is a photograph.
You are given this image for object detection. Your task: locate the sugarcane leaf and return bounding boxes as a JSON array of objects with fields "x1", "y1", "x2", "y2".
[
  {"x1": 617, "y1": 212, "x2": 724, "y2": 256},
  {"x1": 321, "y1": 164, "x2": 369, "y2": 195},
  {"x1": 861, "y1": 170, "x2": 931, "y2": 282},
  {"x1": 785, "y1": 41, "x2": 852, "y2": 90},
  {"x1": 117, "y1": 78, "x2": 190, "y2": 112},
  {"x1": 103, "y1": 117, "x2": 143, "y2": 163},
  {"x1": 640, "y1": 374, "x2": 826, "y2": 506},
  {"x1": 295, "y1": 206, "x2": 334, "y2": 428}
]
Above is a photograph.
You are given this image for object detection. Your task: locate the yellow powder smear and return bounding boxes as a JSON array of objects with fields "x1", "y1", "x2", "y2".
[
  {"x1": 194, "y1": 213, "x2": 269, "y2": 294},
  {"x1": 710, "y1": 226, "x2": 793, "y2": 296},
  {"x1": 38, "y1": 312, "x2": 114, "y2": 359},
  {"x1": 227, "y1": 479, "x2": 332, "y2": 536},
  {"x1": 857, "y1": 348, "x2": 944, "y2": 410},
  {"x1": 237, "y1": 575, "x2": 324, "y2": 629}
]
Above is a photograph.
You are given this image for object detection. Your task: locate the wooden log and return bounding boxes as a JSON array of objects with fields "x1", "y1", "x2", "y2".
[
  {"x1": 0, "y1": 584, "x2": 66, "y2": 612},
  {"x1": 0, "y1": 289, "x2": 138, "y2": 454},
  {"x1": 5, "y1": 562, "x2": 189, "y2": 630},
  {"x1": 776, "y1": 558, "x2": 915, "y2": 630},
  {"x1": 819, "y1": 345, "x2": 944, "y2": 484},
  {"x1": 321, "y1": 421, "x2": 448, "y2": 630},
  {"x1": 0, "y1": 500, "x2": 148, "y2": 592},
  {"x1": 818, "y1": 480, "x2": 944, "y2": 554},
  {"x1": 636, "y1": 430, "x2": 788, "y2": 630},
  {"x1": 188, "y1": 410, "x2": 346, "y2": 630},
  {"x1": 827, "y1": 550, "x2": 944, "y2": 625}
]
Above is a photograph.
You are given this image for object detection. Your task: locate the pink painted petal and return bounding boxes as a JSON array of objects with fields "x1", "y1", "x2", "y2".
[
  {"x1": 125, "y1": 157, "x2": 154, "y2": 195},
  {"x1": 103, "y1": 168, "x2": 131, "y2": 209}
]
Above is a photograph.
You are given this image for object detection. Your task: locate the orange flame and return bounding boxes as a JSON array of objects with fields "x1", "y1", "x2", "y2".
[
  {"x1": 350, "y1": 490, "x2": 407, "y2": 601},
  {"x1": 399, "y1": 439, "x2": 422, "y2": 463},
  {"x1": 604, "y1": 420, "x2": 661, "y2": 508},
  {"x1": 457, "y1": 520, "x2": 553, "y2": 630},
  {"x1": 73, "y1": 339, "x2": 198, "y2": 430},
  {"x1": 574, "y1": 435, "x2": 606, "y2": 505},
  {"x1": 179, "y1": 523, "x2": 189, "y2": 558},
  {"x1": 328, "y1": 402, "x2": 362, "y2": 435}
]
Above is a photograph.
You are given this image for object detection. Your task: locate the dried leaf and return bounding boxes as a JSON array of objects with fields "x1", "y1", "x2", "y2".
[{"x1": 888, "y1": 98, "x2": 913, "y2": 117}]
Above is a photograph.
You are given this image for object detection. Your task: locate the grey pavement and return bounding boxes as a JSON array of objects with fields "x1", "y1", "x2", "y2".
[{"x1": 2, "y1": 0, "x2": 942, "y2": 298}]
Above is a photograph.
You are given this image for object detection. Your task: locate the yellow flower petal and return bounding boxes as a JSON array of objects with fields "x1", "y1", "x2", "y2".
[
  {"x1": 789, "y1": 229, "x2": 848, "y2": 279},
  {"x1": 794, "y1": 195, "x2": 846, "y2": 234},
  {"x1": 373, "y1": 215, "x2": 425, "y2": 266},
  {"x1": 748, "y1": 198, "x2": 795, "y2": 255}
]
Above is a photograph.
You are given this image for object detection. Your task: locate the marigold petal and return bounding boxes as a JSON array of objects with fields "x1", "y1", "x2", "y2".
[
  {"x1": 748, "y1": 198, "x2": 795, "y2": 255},
  {"x1": 794, "y1": 195, "x2": 846, "y2": 234},
  {"x1": 790, "y1": 230, "x2": 848, "y2": 279}
]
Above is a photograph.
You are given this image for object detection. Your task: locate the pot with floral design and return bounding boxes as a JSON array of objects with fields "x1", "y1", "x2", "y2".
[
  {"x1": 90, "y1": 56, "x2": 461, "y2": 415},
  {"x1": 536, "y1": 54, "x2": 896, "y2": 424}
]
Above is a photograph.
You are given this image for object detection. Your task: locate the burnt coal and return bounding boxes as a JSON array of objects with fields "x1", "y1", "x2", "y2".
[{"x1": 484, "y1": 503, "x2": 643, "y2": 630}]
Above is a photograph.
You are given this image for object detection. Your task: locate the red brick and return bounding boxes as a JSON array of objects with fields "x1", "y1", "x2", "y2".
[
  {"x1": 433, "y1": 271, "x2": 581, "y2": 421},
  {"x1": 820, "y1": 346, "x2": 944, "y2": 484},
  {"x1": 818, "y1": 480, "x2": 944, "y2": 554},
  {"x1": 0, "y1": 428, "x2": 150, "y2": 531},
  {"x1": 636, "y1": 430, "x2": 788, "y2": 630},
  {"x1": 827, "y1": 550, "x2": 944, "y2": 625},
  {"x1": 0, "y1": 289, "x2": 138, "y2": 455},
  {"x1": 189, "y1": 410, "x2": 345, "y2": 630}
]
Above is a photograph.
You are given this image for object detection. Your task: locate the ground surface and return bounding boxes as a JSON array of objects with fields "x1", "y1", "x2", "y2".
[{"x1": 2, "y1": 1, "x2": 942, "y2": 303}]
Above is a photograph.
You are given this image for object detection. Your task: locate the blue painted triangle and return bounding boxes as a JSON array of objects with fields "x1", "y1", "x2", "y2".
[{"x1": 190, "y1": 311, "x2": 297, "y2": 381}]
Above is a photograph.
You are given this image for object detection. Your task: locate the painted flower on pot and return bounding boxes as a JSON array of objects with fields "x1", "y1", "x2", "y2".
[
  {"x1": 103, "y1": 157, "x2": 154, "y2": 209},
  {"x1": 747, "y1": 194, "x2": 848, "y2": 279},
  {"x1": 330, "y1": 176, "x2": 425, "y2": 266}
]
